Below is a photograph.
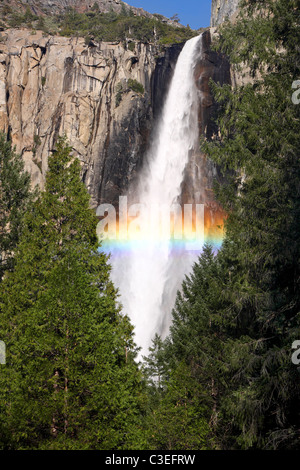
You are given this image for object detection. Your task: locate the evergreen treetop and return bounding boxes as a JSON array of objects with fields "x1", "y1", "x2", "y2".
[{"x1": 0, "y1": 137, "x2": 144, "y2": 450}]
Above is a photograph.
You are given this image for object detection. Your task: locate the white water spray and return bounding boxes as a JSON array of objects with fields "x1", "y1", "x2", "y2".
[{"x1": 111, "y1": 35, "x2": 203, "y2": 357}]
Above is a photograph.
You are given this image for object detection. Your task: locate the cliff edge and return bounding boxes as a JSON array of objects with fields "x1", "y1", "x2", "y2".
[{"x1": 211, "y1": 0, "x2": 240, "y2": 27}]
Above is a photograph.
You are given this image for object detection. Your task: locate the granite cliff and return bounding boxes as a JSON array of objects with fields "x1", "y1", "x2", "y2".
[
  {"x1": 211, "y1": 0, "x2": 240, "y2": 26},
  {"x1": 0, "y1": 28, "x2": 185, "y2": 207},
  {"x1": 0, "y1": 3, "x2": 233, "y2": 208}
]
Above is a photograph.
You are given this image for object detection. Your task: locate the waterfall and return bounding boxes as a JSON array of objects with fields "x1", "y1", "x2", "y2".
[{"x1": 106, "y1": 34, "x2": 208, "y2": 357}]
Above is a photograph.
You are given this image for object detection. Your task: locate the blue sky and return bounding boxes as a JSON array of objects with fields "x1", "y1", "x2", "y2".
[{"x1": 129, "y1": 0, "x2": 212, "y2": 30}]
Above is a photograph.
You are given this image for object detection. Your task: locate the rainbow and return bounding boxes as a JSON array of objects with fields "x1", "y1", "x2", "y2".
[{"x1": 99, "y1": 206, "x2": 225, "y2": 257}]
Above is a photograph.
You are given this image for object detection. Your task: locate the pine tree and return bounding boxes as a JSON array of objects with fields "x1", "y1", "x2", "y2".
[
  {"x1": 201, "y1": 0, "x2": 300, "y2": 449},
  {"x1": 0, "y1": 137, "x2": 144, "y2": 450},
  {"x1": 0, "y1": 132, "x2": 33, "y2": 279},
  {"x1": 142, "y1": 334, "x2": 168, "y2": 389},
  {"x1": 157, "y1": 245, "x2": 235, "y2": 448},
  {"x1": 152, "y1": 0, "x2": 300, "y2": 450},
  {"x1": 144, "y1": 362, "x2": 212, "y2": 450}
]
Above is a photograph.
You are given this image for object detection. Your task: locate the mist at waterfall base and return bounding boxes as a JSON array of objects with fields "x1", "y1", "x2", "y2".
[{"x1": 99, "y1": 34, "x2": 224, "y2": 359}]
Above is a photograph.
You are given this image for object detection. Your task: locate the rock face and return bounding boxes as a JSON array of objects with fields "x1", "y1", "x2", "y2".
[
  {"x1": 151, "y1": 44, "x2": 183, "y2": 120},
  {"x1": 210, "y1": 0, "x2": 240, "y2": 26},
  {"x1": 0, "y1": 28, "x2": 184, "y2": 207},
  {"x1": 0, "y1": 25, "x2": 231, "y2": 211},
  {"x1": 181, "y1": 30, "x2": 230, "y2": 207}
]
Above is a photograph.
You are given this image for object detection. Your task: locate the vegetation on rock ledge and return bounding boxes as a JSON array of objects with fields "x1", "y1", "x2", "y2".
[{"x1": 0, "y1": 3, "x2": 199, "y2": 45}]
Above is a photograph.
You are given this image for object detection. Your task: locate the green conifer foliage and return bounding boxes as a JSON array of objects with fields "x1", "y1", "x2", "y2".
[
  {"x1": 0, "y1": 132, "x2": 32, "y2": 278},
  {"x1": 145, "y1": 362, "x2": 212, "y2": 450},
  {"x1": 147, "y1": 0, "x2": 300, "y2": 450},
  {"x1": 0, "y1": 137, "x2": 143, "y2": 449},
  {"x1": 201, "y1": 0, "x2": 300, "y2": 448}
]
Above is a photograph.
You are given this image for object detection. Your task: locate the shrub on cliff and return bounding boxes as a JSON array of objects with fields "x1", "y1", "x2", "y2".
[{"x1": 127, "y1": 79, "x2": 144, "y2": 94}]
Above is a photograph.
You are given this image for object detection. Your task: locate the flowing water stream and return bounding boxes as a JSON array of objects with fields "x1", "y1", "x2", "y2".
[
  {"x1": 108, "y1": 35, "x2": 205, "y2": 357},
  {"x1": 97, "y1": 33, "x2": 226, "y2": 357}
]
